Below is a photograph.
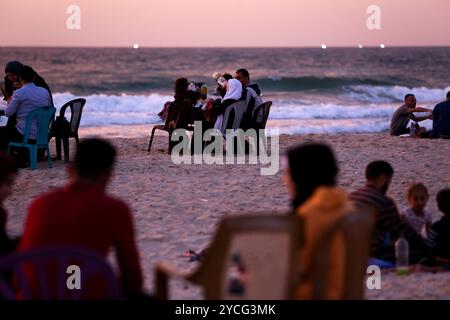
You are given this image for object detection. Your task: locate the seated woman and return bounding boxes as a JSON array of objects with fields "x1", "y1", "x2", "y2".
[
  {"x1": 284, "y1": 143, "x2": 354, "y2": 299},
  {"x1": 165, "y1": 78, "x2": 195, "y2": 130},
  {"x1": 0, "y1": 152, "x2": 19, "y2": 257},
  {"x1": 209, "y1": 77, "x2": 243, "y2": 130},
  {"x1": 3, "y1": 61, "x2": 54, "y2": 129}
]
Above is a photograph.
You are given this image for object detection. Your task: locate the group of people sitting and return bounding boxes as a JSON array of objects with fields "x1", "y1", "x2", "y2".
[
  {"x1": 0, "y1": 61, "x2": 53, "y2": 164},
  {"x1": 390, "y1": 91, "x2": 450, "y2": 138},
  {"x1": 158, "y1": 69, "x2": 264, "y2": 138},
  {"x1": 1, "y1": 137, "x2": 449, "y2": 299}
]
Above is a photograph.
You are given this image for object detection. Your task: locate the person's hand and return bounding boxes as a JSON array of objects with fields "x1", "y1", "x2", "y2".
[
  {"x1": 427, "y1": 113, "x2": 433, "y2": 120},
  {"x1": 12, "y1": 81, "x2": 21, "y2": 89}
]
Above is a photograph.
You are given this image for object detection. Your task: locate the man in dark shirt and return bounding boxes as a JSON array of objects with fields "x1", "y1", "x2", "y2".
[
  {"x1": 426, "y1": 189, "x2": 450, "y2": 261},
  {"x1": 390, "y1": 94, "x2": 432, "y2": 136},
  {"x1": 431, "y1": 91, "x2": 450, "y2": 138},
  {"x1": 19, "y1": 139, "x2": 144, "y2": 299},
  {"x1": 349, "y1": 161, "x2": 426, "y2": 263}
]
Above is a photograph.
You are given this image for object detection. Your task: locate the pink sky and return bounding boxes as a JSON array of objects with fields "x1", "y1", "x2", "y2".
[{"x1": 1, "y1": 0, "x2": 449, "y2": 47}]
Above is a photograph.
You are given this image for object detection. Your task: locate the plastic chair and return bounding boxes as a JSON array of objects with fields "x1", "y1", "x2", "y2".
[
  {"x1": 54, "y1": 98, "x2": 86, "y2": 163},
  {"x1": 251, "y1": 101, "x2": 272, "y2": 155},
  {"x1": 0, "y1": 246, "x2": 120, "y2": 300},
  {"x1": 220, "y1": 100, "x2": 247, "y2": 134},
  {"x1": 148, "y1": 99, "x2": 194, "y2": 154},
  {"x1": 155, "y1": 214, "x2": 304, "y2": 300},
  {"x1": 7, "y1": 106, "x2": 56, "y2": 170},
  {"x1": 252, "y1": 101, "x2": 272, "y2": 130},
  {"x1": 310, "y1": 208, "x2": 375, "y2": 300}
]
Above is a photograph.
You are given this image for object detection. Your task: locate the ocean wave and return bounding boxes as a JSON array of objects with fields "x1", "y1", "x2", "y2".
[
  {"x1": 343, "y1": 85, "x2": 450, "y2": 103},
  {"x1": 53, "y1": 92, "x2": 172, "y2": 127},
  {"x1": 257, "y1": 76, "x2": 395, "y2": 91}
]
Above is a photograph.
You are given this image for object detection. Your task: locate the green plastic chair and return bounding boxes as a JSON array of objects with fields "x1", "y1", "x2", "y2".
[{"x1": 7, "y1": 106, "x2": 56, "y2": 170}]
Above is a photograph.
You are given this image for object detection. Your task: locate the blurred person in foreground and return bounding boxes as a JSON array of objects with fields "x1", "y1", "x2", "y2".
[
  {"x1": 18, "y1": 138, "x2": 145, "y2": 299},
  {"x1": 284, "y1": 143, "x2": 353, "y2": 299}
]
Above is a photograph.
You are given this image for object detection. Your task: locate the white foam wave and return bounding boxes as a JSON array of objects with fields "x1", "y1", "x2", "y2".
[{"x1": 344, "y1": 85, "x2": 450, "y2": 104}]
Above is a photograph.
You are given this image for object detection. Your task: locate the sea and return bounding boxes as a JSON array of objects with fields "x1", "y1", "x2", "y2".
[{"x1": 1, "y1": 47, "x2": 449, "y2": 135}]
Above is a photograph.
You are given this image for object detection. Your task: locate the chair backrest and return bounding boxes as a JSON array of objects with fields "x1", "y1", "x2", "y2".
[
  {"x1": 22, "y1": 106, "x2": 56, "y2": 145},
  {"x1": 0, "y1": 246, "x2": 120, "y2": 300},
  {"x1": 252, "y1": 101, "x2": 272, "y2": 130},
  {"x1": 187, "y1": 214, "x2": 304, "y2": 299},
  {"x1": 311, "y1": 208, "x2": 375, "y2": 300},
  {"x1": 59, "y1": 98, "x2": 86, "y2": 135},
  {"x1": 221, "y1": 100, "x2": 247, "y2": 133}
]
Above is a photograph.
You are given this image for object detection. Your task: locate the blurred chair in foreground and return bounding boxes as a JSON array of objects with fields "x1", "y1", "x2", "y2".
[
  {"x1": 0, "y1": 246, "x2": 119, "y2": 300},
  {"x1": 309, "y1": 208, "x2": 375, "y2": 300},
  {"x1": 155, "y1": 214, "x2": 304, "y2": 300}
]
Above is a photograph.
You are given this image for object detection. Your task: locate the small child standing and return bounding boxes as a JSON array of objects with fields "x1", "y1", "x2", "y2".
[
  {"x1": 425, "y1": 189, "x2": 450, "y2": 262},
  {"x1": 400, "y1": 183, "x2": 433, "y2": 237}
]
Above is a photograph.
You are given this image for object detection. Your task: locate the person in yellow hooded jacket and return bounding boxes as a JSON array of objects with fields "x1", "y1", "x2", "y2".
[{"x1": 283, "y1": 143, "x2": 354, "y2": 299}]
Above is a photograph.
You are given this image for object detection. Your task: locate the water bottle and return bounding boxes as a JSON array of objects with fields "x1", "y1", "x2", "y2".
[
  {"x1": 410, "y1": 122, "x2": 417, "y2": 137},
  {"x1": 395, "y1": 235, "x2": 410, "y2": 276},
  {"x1": 200, "y1": 84, "x2": 207, "y2": 99},
  {"x1": 227, "y1": 253, "x2": 246, "y2": 296}
]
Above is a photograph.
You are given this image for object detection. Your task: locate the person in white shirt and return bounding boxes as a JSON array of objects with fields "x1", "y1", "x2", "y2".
[
  {"x1": 0, "y1": 65, "x2": 51, "y2": 151},
  {"x1": 400, "y1": 183, "x2": 433, "y2": 238}
]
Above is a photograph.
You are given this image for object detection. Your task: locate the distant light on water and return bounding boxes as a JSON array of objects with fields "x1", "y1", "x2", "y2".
[
  {"x1": 133, "y1": 44, "x2": 139, "y2": 49},
  {"x1": 321, "y1": 44, "x2": 327, "y2": 49},
  {"x1": 358, "y1": 44, "x2": 364, "y2": 49},
  {"x1": 380, "y1": 44, "x2": 385, "y2": 49}
]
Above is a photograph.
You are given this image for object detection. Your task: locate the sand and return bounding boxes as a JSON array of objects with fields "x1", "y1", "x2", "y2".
[{"x1": 3, "y1": 129, "x2": 450, "y2": 299}]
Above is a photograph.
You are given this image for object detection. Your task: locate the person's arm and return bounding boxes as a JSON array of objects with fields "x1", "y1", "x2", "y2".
[
  {"x1": 5, "y1": 90, "x2": 21, "y2": 117},
  {"x1": 414, "y1": 115, "x2": 432, "y2": 122},
  {"x1": 112, "y1": 202, "x2": 143, "y2": 297},
  {"x1": 408, "y1": 107, "x2": 432, "y2": 113}
]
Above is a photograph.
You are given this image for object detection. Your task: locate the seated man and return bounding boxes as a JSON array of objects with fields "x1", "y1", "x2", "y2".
[
  {"x1": 350, "y1": 161, "x2": 427, "y2": 263},
  {"x1": 430, "y1": 91, "x2": 450, "y2": 138},
  {"x1": 19, "y1": 139, "x2": 144, "y2": 299},
  {"x1": 235, "y1": 68, "x2": 264, "y2": 130},
  {"x1": 0, "y1": 65, "x2": 51, "y2": 152},
  {"x1": 390, "y1": 94, "x2": 432, "y2": 136}
]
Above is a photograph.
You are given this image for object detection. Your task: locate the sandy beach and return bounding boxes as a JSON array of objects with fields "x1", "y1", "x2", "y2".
[{"x1": 3, "y1": 129, "x2": 450, "y2": 299}]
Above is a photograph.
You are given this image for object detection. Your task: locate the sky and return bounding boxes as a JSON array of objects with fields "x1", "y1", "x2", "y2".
[{"x1": 0, "y1": 0, "x2": 449, "y2": 47}]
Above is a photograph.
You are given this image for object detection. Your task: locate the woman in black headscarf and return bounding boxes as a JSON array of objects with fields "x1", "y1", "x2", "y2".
[
  {"x1": 3, "y1": 61, "x2": 54, "y2": 128},
  {"x1": 3, "y1": 61, "x2": 53, "y2": 105}
]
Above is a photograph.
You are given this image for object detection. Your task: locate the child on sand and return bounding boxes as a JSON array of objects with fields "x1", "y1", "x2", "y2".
[
  {"x1": 425, "y1": 189, "x2": 450, "y2": 263},
  {"x1": 400, "y1": 183, "x2": 433, "y2": 237}
]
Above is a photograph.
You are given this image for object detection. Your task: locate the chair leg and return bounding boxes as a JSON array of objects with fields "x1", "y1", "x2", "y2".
[
  {"x1": 46, "y1": 145, "x2": 52, "y2": 168},
  {"x1": 55, "y1": 136, "x2": 62, "y2": 160},
  {"x1": 30, "y1": 145, "x2": 37, "y2": 170},
  {"x1": 63, "y1": 137, "x2": 70, "y2": 163},
  {"x1": 148, "y1": 127, "x2": 158, "y2": 152}
]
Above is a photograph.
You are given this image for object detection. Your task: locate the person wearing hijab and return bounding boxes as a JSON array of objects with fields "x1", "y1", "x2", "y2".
[
  {"x1": 284, "y1": 143, "x2": 354, "y2": 299},
  {"x1": 212, "y1": 78, "x2": 243, "y2": 130}
]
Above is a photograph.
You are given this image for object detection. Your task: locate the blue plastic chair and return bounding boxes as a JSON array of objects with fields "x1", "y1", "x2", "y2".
[
  {"x1": 7, "y1": 106, "x2": 56, "y2": 170},
  {"x1": 0, "y1": 246, "x2": 120, "y2": 300}
]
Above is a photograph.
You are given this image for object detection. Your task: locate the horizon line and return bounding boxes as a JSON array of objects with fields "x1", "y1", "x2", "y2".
[{"x1": 1, "y1": 45, "x2": 450, "y2": 49}]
